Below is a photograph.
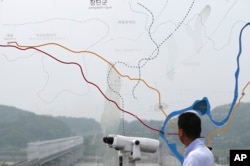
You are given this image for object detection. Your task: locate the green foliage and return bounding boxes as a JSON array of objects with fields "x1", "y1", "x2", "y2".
[
  {"x1": 83, "y1": 133, "x2": 105, "y2": 156},
  {"x1": 240, "y1": 133, "x2": 250, "y2": 147},
  {"x1": 0, "y1": 163, "x2": 9, "y2": 166},
  {"x1": 0, "y1": 102, "x2": 250, "y2": 157},
  {"x1": 0, "y1": 105, "x2": 72, "y2": 150},
  {"x1": 200, "y1": 102, "x2": 250, "y2": 157},
  {"x1": 57, "y1": 116, "x2": 101, "y2": 135}
]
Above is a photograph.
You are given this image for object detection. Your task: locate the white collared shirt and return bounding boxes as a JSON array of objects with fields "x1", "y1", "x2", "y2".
[{"x1": 183, "y1": 138, "x2": 215, "y2": 166}]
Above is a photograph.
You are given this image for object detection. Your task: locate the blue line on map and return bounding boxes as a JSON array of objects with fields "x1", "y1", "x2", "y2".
[{"x1": 160, "y1": 22, "x2": 250, "y2": 164}]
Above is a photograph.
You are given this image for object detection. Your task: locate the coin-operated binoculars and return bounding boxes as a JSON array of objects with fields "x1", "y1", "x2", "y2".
[{"x1": 103, "y1": 134, "x2": 159, "y2": 166}]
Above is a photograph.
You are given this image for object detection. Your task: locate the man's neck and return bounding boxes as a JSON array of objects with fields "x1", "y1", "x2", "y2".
[
  {"x1": 184, "y1": 139, "x2": 193, "y2": 147},
  {"x1": 185, "y1": 137, "x2": 199, "y2": 147}
]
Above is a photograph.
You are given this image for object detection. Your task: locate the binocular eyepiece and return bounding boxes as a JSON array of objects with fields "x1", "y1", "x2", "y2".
[{"x1": 103, "y1": 136, "x2": 114, "y2": 145}]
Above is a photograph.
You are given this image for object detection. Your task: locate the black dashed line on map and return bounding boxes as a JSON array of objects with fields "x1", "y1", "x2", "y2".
[{"x1": 131, "y1": 0, "x2": 196, "y2": 99}]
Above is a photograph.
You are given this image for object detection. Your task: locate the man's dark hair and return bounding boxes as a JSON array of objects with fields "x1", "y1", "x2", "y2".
[{"x1": 178, "y1": 112, "x2": 201, "y2": 139}]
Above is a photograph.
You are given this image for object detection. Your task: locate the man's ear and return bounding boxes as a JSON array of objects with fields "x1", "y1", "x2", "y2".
[{"x1": 179, "y1": 128, "x2": 184, "y2": 137}]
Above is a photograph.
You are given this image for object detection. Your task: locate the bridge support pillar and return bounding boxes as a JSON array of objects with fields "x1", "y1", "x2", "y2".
[
  {"x1": 45, "y1": 160, "x2": 57, "y2": 166},
  {"x1": 57, "y1": 157, "x2": 67, "y2": 166},
  {"x1": 67, "y1": 153, "x2": 75, "y2": 165},
  {"x1": 75, "y1": 148, "x2": 83, "y2": 162},
  {"x1": 72, "y1": 150, "x2": 81, "y2": 163}
]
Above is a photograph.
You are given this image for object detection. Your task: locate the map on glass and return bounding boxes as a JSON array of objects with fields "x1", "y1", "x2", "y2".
[{"x1": 0, "y1": 0, "x2": 250, "y2": 165}]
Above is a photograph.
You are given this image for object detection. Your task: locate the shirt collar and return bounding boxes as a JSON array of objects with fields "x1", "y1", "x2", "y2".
[{"x1": 184, "y1": 137, "x2": 205, "y2": 157}]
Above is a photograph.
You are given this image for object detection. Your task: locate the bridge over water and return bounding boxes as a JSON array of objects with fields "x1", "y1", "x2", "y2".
[{"x1": 12, "y1": 136, "x2": 83, "y2": 166}]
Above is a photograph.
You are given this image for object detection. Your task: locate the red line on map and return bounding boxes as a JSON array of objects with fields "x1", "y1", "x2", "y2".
[{"x1": 0, "y1": 44, "x2": 162, "y2": 133}]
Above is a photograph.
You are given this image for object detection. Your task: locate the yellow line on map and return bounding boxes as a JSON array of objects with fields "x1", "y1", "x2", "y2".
[
  {"x1": 8, "y1": 41, "x2": 178, "y2": 131},
  {"x1": 206, "y1": 81, "x2": 250, "y2": 146}
]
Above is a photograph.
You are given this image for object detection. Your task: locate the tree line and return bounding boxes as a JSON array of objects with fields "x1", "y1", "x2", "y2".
[{"x1": 0, "y1": 102, "x2": 249, "y2": 157}]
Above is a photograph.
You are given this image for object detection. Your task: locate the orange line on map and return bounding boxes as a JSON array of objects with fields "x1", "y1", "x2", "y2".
[
  {"x1": 8, "y1": 41, "x2": 178, "y2": 130},
  {"x1": 206, "y1": 81, "x2": 250, "y2": 146}
]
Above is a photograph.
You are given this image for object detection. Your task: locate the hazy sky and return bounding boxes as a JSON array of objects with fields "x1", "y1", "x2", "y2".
[{"x1": 0, "y1": 0, "x2": 250, "y2": 124}]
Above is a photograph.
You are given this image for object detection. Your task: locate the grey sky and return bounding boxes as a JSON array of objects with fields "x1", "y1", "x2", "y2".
[{"x1": 0, "y1": 0, "x2": 250, "y2": 123}]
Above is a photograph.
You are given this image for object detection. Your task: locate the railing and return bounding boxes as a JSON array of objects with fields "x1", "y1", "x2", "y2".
[
  {"x1": 27, "y1": 136, "x2": 83, "y2": 160},
  {"x1": 12, "y1": 136, "x2": 83, "y2": 166}
]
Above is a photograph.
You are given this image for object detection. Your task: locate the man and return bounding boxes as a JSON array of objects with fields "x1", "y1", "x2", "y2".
[{"x1": 178, "y1": 112, "x2": 215, "y2": 166}]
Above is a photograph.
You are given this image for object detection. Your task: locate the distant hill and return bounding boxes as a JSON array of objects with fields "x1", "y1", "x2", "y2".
[
  {"x1": 0, "y1": 105, "x2": 71, "y2": 150},
  {"x1": 57, "y1": 116, "x2": 102, "y2": 136},
  {"x1": 205, "y1": 102, "x2": 250, "y2": 149},
  {"x1": 0, "y1": 102, "x2": 250, "y2": 157},
  {"x1": 0, "y1": 105, "x2": 102, "y2": 156}
]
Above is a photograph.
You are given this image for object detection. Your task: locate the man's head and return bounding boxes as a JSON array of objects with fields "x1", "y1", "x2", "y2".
[{"x1": 177, "y1": 112, "x2": 201, "y2": 146}]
